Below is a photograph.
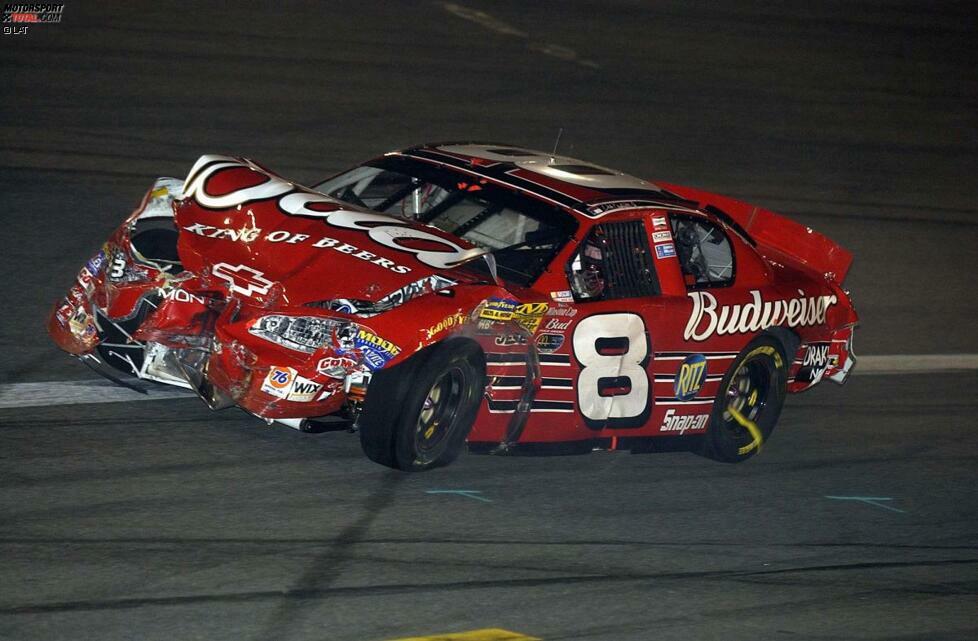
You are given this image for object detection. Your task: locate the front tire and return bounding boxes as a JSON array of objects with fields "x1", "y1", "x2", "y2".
[
  {"x1": 358, "y1": 341, "x2": 486, "y2": 471},
  {"x1": 702, "y1": 336, "x2": 787, "y2": 463}
]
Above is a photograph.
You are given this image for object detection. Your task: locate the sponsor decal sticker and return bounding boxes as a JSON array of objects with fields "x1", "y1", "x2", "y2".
[
  {"x1": 261, "y1": 366, "x2": 296, "y2": 399},
  {"x1": 479, "y1": 297, "x2": 518, "y2": 321},
  {"x1": 67, "y1": 307, "x2": 95, "y2": 338},
  {"x1": 354, "y1": 329, "x2": 401, "y2": 371},
  {"x1": 107, "y1": 250, "x2": 128, "y2": 281},
  {"x1": 544, "y1": 317, "x2": 572, "y2": 332},
  {"x1": 67, "y1": 283, "x2": 86, "y2": 305},
  {"x1": 674, "y1": 353, "x2": 707, "y2": 401},
  {"x1": 654, "y1": 243, "x2": 676, "y2": 259},
  {"x1": 513, "y1": 302, "x2": 548, "y2": 333},
  {"x1": 652, "y1": 230, "x2": 672, "y2": 243},
  {"x1": 317, "y1": 356, "x2": 357, "y2": 378},
  {"x1": 286, "y1": 375, "x2": 322, "y2": 402},
  {"x1": 535, "y1": 333, "x2": 565, "y2": 353},
  {"x1": 376, "y1": 275, "x2": 456, "y2": 312},
  {"x1": 660, "y1": 409, "x2": 709, "y2": 434},
  {"x1": 652, "y1": 216, "x2": 668, "y2": 230},
  {"x1": 684, "y1": 289, "x2": 838, "y2": 341},
  {"x1": 54, "y1": 300, "x2": 74, "y2": 327},
  {"x1": 158, "y1": 287, "x2": 206, "y2": 305},
  {"x1": 550, "y1": 290, "x2": 573, "y2": 303},
  {"x1": 77, "y1": 266, "x2": 96, "y2": 294},
  {"x1": 795, "y1": 342, "x2": 832, "y2": 384},
  {"x1": 85, "y1": 250, "x2": 107, "y2": 276},
  {"x1": 589, "y1": 200, "x2": 646, "y2": 215},
  {"x1": 424, "y1": 311, "x2": 467, "y2": 340},
  {"x1": 546, "y1": 305, "x2": 578, "y2": 318}
]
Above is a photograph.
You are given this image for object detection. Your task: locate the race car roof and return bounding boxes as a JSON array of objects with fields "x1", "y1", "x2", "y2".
[{"x1": 398, "y1": 142, "x2": 700, "y2": 218}]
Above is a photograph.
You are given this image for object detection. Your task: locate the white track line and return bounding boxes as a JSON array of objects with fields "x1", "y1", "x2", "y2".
[
  {"x1": 851, "y1": 354, "x2": 978, "y2": 375},
  {"x1": 0, "y1": 379, "x2": 193, "y2": 409},
  {"x1": 0, "y1": 355, "x2": 975, "y2": 410}
]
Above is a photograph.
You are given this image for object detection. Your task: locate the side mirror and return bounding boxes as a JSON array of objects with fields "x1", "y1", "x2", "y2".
[{"x1": 567, "y1": 253, "x2": 605, "y2": 300}]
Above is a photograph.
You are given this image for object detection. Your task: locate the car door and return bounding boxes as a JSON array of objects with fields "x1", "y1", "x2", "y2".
[{"x1": 557, "y1": 214, "x2": 663, "y2": 435}]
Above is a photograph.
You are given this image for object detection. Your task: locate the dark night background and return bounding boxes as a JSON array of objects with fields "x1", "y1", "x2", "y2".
[{"x1": 1, "y1": 3, "x2": 976, "y2": 640}]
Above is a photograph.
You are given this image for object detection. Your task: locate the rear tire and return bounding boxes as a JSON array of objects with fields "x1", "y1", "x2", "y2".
[
  {"x1": 702, "y1": 336, "x2": 787, "y2": 463},
  {"x1": 358, "y1": 341, "x2": 486, "y2": 471}
]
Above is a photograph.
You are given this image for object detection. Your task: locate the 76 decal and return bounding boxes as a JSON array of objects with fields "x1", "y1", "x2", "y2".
[{"x1": 572, "y1": 313, "x2": 651, "y2": 429}]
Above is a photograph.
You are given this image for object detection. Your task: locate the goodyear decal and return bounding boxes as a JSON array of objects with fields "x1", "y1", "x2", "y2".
[
  {"x1": 479, "y1": 297, "x2": 518, "y2": 321},
  {"x1": 425, "y1": 311, "x2": 467, "y2": 340},
  {"x1": 674, "y1": 353, "x2": 707, "y2": 401}
]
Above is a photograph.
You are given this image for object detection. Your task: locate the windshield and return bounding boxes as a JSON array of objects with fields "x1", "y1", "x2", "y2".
[{"x1": 315, "y1": 156, "x2": 577, "y2": 286}]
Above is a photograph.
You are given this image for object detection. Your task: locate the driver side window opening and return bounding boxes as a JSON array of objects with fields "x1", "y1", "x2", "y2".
[
  {"x1": 566, "y1": 220, "x2": 660, "y2": 302},
  {"x1": 315, "y1": 161, "x2": 577, "y2": 287},
  {"x1": 670, "y1": 215, "x2": 735, "y2": 288}
]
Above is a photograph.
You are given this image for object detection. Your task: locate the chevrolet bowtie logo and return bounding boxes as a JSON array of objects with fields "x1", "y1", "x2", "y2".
[{"x1": 211, "y1": 262, "x2": 274, "y2": 297}]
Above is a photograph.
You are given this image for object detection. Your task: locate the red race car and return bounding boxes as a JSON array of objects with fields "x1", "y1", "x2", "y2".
[{"x1": 49, "y1": 143, "x2": 858, "y2": 471}]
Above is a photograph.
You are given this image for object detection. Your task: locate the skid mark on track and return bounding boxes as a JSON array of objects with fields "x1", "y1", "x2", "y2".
[
  {"x1": 253, "y1": 471, "x2": 405, "y2": 641},
  {"x1": 426, "y1": 489, "x2": 491, "y2": 502},
  {"x1": 2, "y1": 558, "x2": 976, "y2": 616},
  {"x1": 441, "y1": 3, "x2": 600, "y2": 69},
  {"x1": 825, "y1": 496, "x2": 907, "y2": 513},
  {"x1": 0, "y1": 379, "x2": 192, "y2": 408}
]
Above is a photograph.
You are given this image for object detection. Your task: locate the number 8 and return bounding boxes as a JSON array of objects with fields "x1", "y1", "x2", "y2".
[{"x1": 572, "y1": 313, "x2": 650, "y2": 429}]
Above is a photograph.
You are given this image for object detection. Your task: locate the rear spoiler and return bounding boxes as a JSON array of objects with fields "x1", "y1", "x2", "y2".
[{"x1": 659, "y1": 183, "x2": 853, "y2": 284}]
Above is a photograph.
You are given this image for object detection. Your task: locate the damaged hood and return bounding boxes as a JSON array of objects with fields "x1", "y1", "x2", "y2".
[{"x1": 173, "y1": 155, "x2": 489, "y2": 306}]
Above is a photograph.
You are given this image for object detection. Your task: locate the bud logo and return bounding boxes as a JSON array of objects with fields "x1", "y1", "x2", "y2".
[
  {"x1": 674, "y1": 354, "x2": 707, "y2": 401},
  {"x1": 183, "y1": 155, "x2": 484, "y2": 270},
  {"x1": 684, "y1": 290, "x2": 837, "y2": 341},
  {"x1": 545, "y1": 317, "x2": 572, "y2": 332},
  {"x1": 211, "y1": 262, "x2": 274, "y2": 297}
]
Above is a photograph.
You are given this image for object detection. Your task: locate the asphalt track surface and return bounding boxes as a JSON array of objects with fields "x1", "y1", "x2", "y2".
[{"x1": 1, "y1": 2, "x2": 976, "y2": 640}]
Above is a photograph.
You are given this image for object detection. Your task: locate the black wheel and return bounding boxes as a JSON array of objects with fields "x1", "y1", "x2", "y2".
[
  {"x1": 702, "y1": 336, "x2": 787, "y2": 463},
  {"x1": 357, "y1": 340, "x2": 486, "y2": 471}
]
